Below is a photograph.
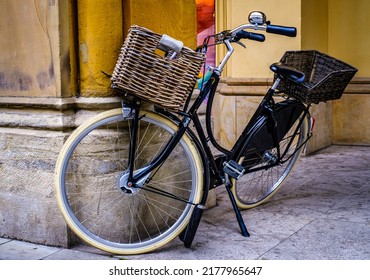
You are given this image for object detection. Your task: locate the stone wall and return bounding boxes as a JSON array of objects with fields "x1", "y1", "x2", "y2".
[
  {"x1": 0, "y1": 97, "x2": 121, "y2": 246},
  {"x1": 0, "y1": 0, "x2": 199, "y2": 248}
]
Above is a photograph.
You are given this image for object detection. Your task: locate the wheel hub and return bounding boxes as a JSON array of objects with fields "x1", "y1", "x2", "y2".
[
  {"x1": 118, "y1": 167, "x2": 151, "y2": 195},
  {"x1": 262, "y1": 151, "x2": 278, "y2": 164}
]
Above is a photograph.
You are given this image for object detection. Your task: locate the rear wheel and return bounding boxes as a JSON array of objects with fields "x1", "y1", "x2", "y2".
[
  {"x1": 232, "y1": 111, "x2": 309, "y2": 209},
  {"x1": 55, "y1": 108, "x2": 203, "y2": 254}
]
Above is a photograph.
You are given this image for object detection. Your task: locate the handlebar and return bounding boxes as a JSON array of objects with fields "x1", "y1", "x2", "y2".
[
  {"x1": 199, "y1": 16, "x2": 296, "y2": 50},
  {"x1": 228, "y1": 23, "x2": 297, "y2": 40},
  {"x1": 200, "y1": 12, "x2": 298, "y2": 74},
  {"x1": 266, "y1": 24, "x2": 296, "y2": 37},
  {"x1": 234, "y1": 30, "x2": 265, "y2": 42}
]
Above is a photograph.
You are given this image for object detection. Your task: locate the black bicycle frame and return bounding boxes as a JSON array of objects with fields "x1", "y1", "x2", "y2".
[
  {"x1": 122, "y1": 70, "x2": 311, "y2": 241},
  {"x1": 126, "y1": 72, "x2": 222, "y2": 191},
  {"x1": 126, "y1": 70, "x2": 310, "y2": 198},
  {"x1": 229, "y1": 89, "x2": 311, "y2": 172}
]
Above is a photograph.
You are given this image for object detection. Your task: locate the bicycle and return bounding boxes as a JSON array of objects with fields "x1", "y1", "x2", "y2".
[{"x1": 54, "y1": 11, "x2": 357, "y2": 255}]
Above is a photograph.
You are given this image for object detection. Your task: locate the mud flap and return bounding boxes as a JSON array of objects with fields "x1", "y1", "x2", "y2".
[{"x1": 179, "y1": 205, "x2": 205, "y2": 248}]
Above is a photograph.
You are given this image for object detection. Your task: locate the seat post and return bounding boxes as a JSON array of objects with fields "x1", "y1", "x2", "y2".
[{"x1": 271, "y1": 77, "x2": 281, "y2": 91}]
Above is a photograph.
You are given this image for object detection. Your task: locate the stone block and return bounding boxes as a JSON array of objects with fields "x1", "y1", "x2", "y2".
[
  {"x1": 0, "y1": 128, "x2": 69, "y2": 246},
  {"x1": 333, "y1": 94, "x2": 370, "y2": 145}
]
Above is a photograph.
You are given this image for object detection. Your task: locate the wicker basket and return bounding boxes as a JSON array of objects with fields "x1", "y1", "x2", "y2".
[
  {"x1": 111, "y1": 26, "x2": 205, "y2": 111},
  {"x1": 276, "y1": 50, "x2": 357, "y2": 104}
]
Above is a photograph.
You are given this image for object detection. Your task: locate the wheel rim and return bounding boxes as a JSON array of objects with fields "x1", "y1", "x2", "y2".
[
  {"x1": 55, "y1": 109, "x2": 202, "y2": 254},
  {"x1": 233, "y1": 114, "x2": 308, "y2": 208}
]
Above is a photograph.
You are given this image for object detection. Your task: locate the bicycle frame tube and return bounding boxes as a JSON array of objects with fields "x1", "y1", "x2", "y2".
[
  {"x1": 127, "y1": 111, "x2": 190, "y2": 186},
  {"x1": 279, "y1": 108, "x2": 312, "y2": 162},
  {"x1": 127, "y1": 100, "x2": 141, "y2": 181},
  {"x1": 241, "y1": 110, "x2": 312, "y2": 175},
  {"x1": 233, "y1": 99, "x2": 311, "y2": 171},
  {"x1": 188, "y1": 72, "x2": 229, "y2": 184},
  {"x1": 127, "y1": 72, "x2": 224, "y2": 188},
  {"x1": 204, "y1": 73, "x2": 232, "y2": 156},
  {"x1": 228, "y1": 88, "x2": 275, "y2": 160}
]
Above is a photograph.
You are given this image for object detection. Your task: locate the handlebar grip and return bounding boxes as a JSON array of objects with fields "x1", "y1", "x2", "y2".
[
  {"x1": 235, "y1": 30, "x2": 265, "y2": 42},
  {"x1": 266, "y1": 24, "x2": 297, "y2": 37}
]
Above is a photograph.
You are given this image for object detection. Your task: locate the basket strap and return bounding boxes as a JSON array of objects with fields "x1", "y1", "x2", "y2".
[{"x1": 158, "y1": 34, "x2": 184, "y2": 54}]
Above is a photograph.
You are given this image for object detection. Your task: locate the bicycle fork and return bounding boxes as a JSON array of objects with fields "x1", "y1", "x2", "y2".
[{"x1": 125, "y1": 100, "x2": 190, "y2": 189}]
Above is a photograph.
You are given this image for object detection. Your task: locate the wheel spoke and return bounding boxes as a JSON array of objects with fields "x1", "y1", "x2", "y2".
[
  {"x1": 234, "y1": 113, "x2": 309, "y2": 208},
  {"x1": 55, "y1": 109, "x2": 202, "y2": 254}
]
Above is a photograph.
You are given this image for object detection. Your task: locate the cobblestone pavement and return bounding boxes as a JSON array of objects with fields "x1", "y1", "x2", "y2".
[{"x1": 1, "y1": 145, "x2": 369, "y2": 260}]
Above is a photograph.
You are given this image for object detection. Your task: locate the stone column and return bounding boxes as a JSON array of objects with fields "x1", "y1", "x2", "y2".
[
  {"x1": 0, "y1": 0, "x2": 123, "y2": 247},
  {"x1": 0, "y1": 0, "x2": 76, "y2": 246},
  {"x1": 0, "y1": 0, "x2": 204, "y2": 247}
]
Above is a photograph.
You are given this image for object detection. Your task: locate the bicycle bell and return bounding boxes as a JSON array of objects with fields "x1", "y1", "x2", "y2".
[{"x1": 248, "y1": 11, "x2": 266, "y2": 25}]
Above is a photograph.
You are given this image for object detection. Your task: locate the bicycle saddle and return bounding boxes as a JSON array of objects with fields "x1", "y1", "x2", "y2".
[{"x1": 270, "y1": 62, "x2": 305, "y2": 83}]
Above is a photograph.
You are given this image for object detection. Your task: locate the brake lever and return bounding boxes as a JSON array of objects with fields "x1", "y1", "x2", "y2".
[{"x1": 235, "y1": 41, "x2": 246, "y2": 48}]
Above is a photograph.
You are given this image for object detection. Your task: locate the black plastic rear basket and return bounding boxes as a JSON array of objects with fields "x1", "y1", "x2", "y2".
[{"x1": 276, "y1": 50, "x2": 357, "y2": 104}]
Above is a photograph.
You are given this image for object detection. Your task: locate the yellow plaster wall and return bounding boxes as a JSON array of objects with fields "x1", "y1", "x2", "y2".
[
  {"x1": 60, "y1": 0, "x2": 77, "y2": 98},
  {"x1": 122, "y1": 0, "x2": 197, "y2": 49},
  {"x1": 215, "y1": 0, "x2": 370, "y2": 148},
  {"x1": 301, "y1": 0, "x2": 328, "y2": 52},
  {"x1": 214, "y1": 0, "x2": 305, "y2": 149},
  {"x1": 0, "y1": 0, "x2": 197, "y2": 98},
  {"x1": 77, "y1": 0, "x2": 197, "y2": 97},
  {"x1": 328, "y1": 0, "x2": 370, "y2": 77},
  {"x1": 301, "y1": 0, "x2": 332, "y2": 152},
  {"x1": 328, "y1": 0, "x2": 370, "y2": 144},
  {"x1": 0, "y1": 0, "x2": 61, "y2": 97},
  {"x1": 301, "y1": 0, "x2": 370, "y2": 77},
  {"x1": 216, "y1": 0, "x2": 301, "y2": 78},
  {"x1": 77, "y1": 0, "x2": 123, "y2": 97}
]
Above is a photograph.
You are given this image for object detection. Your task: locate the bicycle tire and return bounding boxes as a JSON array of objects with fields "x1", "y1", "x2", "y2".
[
  {"x1": 232, "y1": 107, "x2": 310, "y2": 209},
  {"x1": 54, "y1": 108, "x2": 203, "y2": 254}
]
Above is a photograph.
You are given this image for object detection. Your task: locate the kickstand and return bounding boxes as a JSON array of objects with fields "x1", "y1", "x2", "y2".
[{"x1": 225, "y1": 176, "x2": 250, "y2": 237}]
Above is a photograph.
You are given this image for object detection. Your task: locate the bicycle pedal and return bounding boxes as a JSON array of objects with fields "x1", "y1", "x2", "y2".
[{"x1": 223, "y1": 160, "x2": 245, "y2": 180}]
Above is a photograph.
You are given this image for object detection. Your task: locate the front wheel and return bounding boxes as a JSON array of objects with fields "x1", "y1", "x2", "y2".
[
  {"x1": 232, "y1": 108, "x2": 310, "y2": 209},
  {"x1": 54, "y1": 108, "x2": 203, "y2": 255}
]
